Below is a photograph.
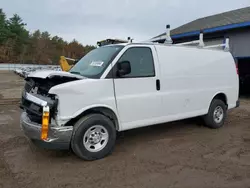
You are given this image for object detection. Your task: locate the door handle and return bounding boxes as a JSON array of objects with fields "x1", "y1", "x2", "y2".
[{"x1": 156, "y1": 79, "x2": 160, "y2": 91}]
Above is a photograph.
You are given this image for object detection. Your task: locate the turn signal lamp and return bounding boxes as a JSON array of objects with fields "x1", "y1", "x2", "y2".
[{"x1": 41, "y1": 106, "x2": 50, "y2": 140}]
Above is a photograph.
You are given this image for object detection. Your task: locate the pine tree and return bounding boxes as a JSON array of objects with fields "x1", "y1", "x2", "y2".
[{"x1": 0, "y1": 9, "x2": 96, "y2": 64}]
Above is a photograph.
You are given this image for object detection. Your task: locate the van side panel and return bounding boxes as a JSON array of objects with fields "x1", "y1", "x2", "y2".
[{"x1": 155, "y1": 45, "x2": 238, "y2": 120}]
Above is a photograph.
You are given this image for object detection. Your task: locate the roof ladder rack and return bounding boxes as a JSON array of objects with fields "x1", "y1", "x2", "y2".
[
  {"x1": 169, "y1": 27, "x2": 230, "y2": 51},
  {"x1": 148, "y1": 24, "x2": 230, "y2": 52},
  {"x1": 175, "y1": 30, "x2": 205, "y2": 47}
]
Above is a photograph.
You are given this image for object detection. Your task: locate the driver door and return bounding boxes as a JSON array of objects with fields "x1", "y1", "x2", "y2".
[{"x1": 109, "y1": 46, "x2": 162, "y2": 131}]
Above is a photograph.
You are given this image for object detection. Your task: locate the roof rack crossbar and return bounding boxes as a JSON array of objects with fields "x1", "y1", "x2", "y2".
[
  {"x1": 203, "y1": 38, "x2": 230, "y2": 52},
  {"x1": 203, "y1": 44, "x2": 225, "y2": 48},
  {"x1": 147, "y1": 25, "x2": 230, "y2": 52},
  {"x1": 175, "y1": 40, "x2": 200, "y2": 46},
  {"x1": 176, "y1": 31, "x2": 205, "y2": 47}
]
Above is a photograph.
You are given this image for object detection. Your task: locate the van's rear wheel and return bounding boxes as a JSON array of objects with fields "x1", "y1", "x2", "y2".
[
  {"x1": 203, "y1": 99, "x2": 227, "y2": 129},
  {"x1": 71, "y1": 114, "x2": 116, "y2": 161}
]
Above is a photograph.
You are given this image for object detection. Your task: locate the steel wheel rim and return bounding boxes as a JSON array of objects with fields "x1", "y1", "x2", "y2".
[
  {"x1": 213, "y1": 106, "x2": 224, "y2": 123},
  {"x1": 83, "y1": 125, "x2": 109, "y2": 152}
]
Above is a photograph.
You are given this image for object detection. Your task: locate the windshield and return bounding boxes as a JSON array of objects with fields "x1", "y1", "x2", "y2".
[{"x1": 69, "y1": 45, "x2": 124, "y2": 78}]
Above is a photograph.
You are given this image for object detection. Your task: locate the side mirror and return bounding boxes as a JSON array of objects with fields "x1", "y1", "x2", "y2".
[{"x1": 117, "y1": 61, "x2": 131, "y2": 77}]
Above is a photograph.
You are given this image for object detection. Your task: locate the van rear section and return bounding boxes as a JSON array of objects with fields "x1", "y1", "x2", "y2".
[{"x1": 154, "y1": 45, "x2": 239, "y2": 117}]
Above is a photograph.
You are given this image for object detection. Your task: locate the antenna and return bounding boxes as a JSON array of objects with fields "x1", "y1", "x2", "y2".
[{"x1": 164, "y1": 24, "x2": 173, "y2": 44}]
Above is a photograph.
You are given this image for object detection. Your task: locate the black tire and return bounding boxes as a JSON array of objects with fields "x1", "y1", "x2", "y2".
[
  {"x1": 203, "y1": 99, "x2": 227, "y2": 129},
  {"x1": 71, "y1": 113, "x2": 116, "y2": 161}
]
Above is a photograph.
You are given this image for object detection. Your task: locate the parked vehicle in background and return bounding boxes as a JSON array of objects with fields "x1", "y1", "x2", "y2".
[
  {"x1": 14, "y1": 68, "x2": 23, "y2": 76},
  {"x1": 14, "y1": 66, "x2": 61, "y2": 78}
]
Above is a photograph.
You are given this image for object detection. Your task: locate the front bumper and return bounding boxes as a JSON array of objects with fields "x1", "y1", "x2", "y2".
[{"x1": 20, "y1": 112, "x2": 73, "y2": 150}]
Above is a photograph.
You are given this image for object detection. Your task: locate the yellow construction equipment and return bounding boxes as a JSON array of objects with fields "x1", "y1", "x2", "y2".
[{"x1": 59, "y1": 56, "x2": 76, "y2": 71}]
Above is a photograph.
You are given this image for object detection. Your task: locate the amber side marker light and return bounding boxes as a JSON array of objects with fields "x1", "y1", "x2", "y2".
[{"x1": 41, "y1": 106, "x2": 50, "y2": 140}]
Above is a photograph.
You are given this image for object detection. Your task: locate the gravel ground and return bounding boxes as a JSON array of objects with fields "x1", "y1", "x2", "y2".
[{"x1": 1, "y1": 71, "x2": 250, "y2": 188}]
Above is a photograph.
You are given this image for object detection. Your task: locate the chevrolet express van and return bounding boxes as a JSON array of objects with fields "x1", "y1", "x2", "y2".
[{"x1": 20, "y1": 43, "x2": 239, "y2": 160}]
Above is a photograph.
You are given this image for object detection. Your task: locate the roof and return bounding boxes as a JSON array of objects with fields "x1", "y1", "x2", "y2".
[{"x1": 154, "y1": 6, "x2": 250, "y2": 39}]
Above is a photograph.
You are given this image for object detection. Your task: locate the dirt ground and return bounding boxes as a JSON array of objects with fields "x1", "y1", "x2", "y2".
[{"x1": 1, "y1": 71, "x2": 250, "y2": 188}]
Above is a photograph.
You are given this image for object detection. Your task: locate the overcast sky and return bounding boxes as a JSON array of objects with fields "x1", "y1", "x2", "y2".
[{"x1": 1, "y1": 0, "x2": 250, "y2": 45}]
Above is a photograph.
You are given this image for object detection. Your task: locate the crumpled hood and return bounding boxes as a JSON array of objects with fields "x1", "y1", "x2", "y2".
[{"x1": 27, "y1": 70, "x2": 84, "y2": 79}]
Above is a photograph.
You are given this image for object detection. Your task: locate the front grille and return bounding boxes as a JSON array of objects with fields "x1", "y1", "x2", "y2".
[
  {"x1": 27, "y1": 113, "x2": 42, "y2": 124},
  {"x1": 21, "y1": 95, "x2": 43, "y2": 124},
  {"x1": 21, "y1": 80, "x2": 57, "y2": 125}
]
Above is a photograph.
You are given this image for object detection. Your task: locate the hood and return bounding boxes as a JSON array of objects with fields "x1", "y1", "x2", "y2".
[
  {"x1": 24, "y1": 70, "x2": 85, "y2": 96},
  {"x1": 28, "y1": 70, "x2": 84, "y2": 79}
]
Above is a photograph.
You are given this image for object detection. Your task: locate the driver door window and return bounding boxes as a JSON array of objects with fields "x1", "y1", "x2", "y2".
[{"x1": 114, "y1": 47, "x2": 155, "y2": 78}]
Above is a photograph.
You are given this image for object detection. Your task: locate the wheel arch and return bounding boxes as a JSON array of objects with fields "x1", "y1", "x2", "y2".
[
  {"x1": 209, "y1": 92, "x2": 228, "y2": 109},
  {"x1": 64, "y1": 105, "x2": 120, "y2": 131}
]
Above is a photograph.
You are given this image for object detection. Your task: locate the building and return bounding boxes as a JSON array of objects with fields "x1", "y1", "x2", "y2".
[{"x1": 152, "y1": 6, "x2": 250, "y2": 94}]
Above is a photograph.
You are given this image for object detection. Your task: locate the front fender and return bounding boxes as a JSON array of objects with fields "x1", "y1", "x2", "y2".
[
  {"x1": 49, "y1": 79, "x2": 117, "y2": 127},
  {"x1": 59, "y1": 104, "x2": 119, "y2": 121},
  {"x1": 56, "y1": 104, "x2": 121, "y2": 130}
]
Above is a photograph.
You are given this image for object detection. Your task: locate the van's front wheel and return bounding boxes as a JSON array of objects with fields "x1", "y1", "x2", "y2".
[
  {"x1": 71, "y1": 114, "x2": 116, "y2": 161},
  {"x1": 203, "y1": 99, "x2": 227, "y2": 129}
]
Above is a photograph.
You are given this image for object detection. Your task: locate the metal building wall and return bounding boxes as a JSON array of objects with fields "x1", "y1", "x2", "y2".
[
  {"x1": 229, "y1": 30, "x2": 250, "y2": 58},
  {"x1": 202, "y1": 29, "x2": 250, "y2": 58},
  {"x1": 204, "y1": 38, "x2": 224, "y2": 46}
]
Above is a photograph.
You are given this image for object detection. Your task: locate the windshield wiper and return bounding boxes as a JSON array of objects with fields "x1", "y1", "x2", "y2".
[
  {"x1": 70, "y1": 71, "x2": 81, "y2": 75},
  {"x1": 69, "y1": 71, "x2": 88, "y2": 78}
]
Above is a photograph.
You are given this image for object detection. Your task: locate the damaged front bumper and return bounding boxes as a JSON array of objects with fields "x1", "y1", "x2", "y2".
[
  {"x1": 20, "y1": 90, "x2": 73, "y2": 150},
  {"x1": 20, "y1": 112, "x2": 73, "y2": 150}
]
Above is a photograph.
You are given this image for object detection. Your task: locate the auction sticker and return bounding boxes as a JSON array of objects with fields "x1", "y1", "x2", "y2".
[{"x1": 90, "y1": 61, "x2": 104, "y2": 67}]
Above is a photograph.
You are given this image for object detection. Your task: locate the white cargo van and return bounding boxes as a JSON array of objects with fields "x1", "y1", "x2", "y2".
[{"x1": 20, "y1": 42, "x2": 239, "y2": 160}]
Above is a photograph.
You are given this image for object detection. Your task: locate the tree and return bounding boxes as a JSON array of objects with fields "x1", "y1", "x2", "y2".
[
  {"x1": 0, "y1": 9, "x2": 9, "y2": 44},
  {"x1": 27, "y1": 30, "x2": 41, "y2": 63},
  {"x1": 51, "y1": 35, "x2": 66, "y2": 63},
  {"x1": 0, "y1": 8, "x2": 96, "y2": 64},
  {"x1": 0, "y1": 9, "x2": 9, "y2": 62},
  {"x1": 7, "y1": 14, "x2": 29, "y2": 63},
  {"x1": 66, "y1": 39, "x2": 84, "y2": 59},
  {"x1": 84, "y1": 45, "x2": 96, "y2": 54}
]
